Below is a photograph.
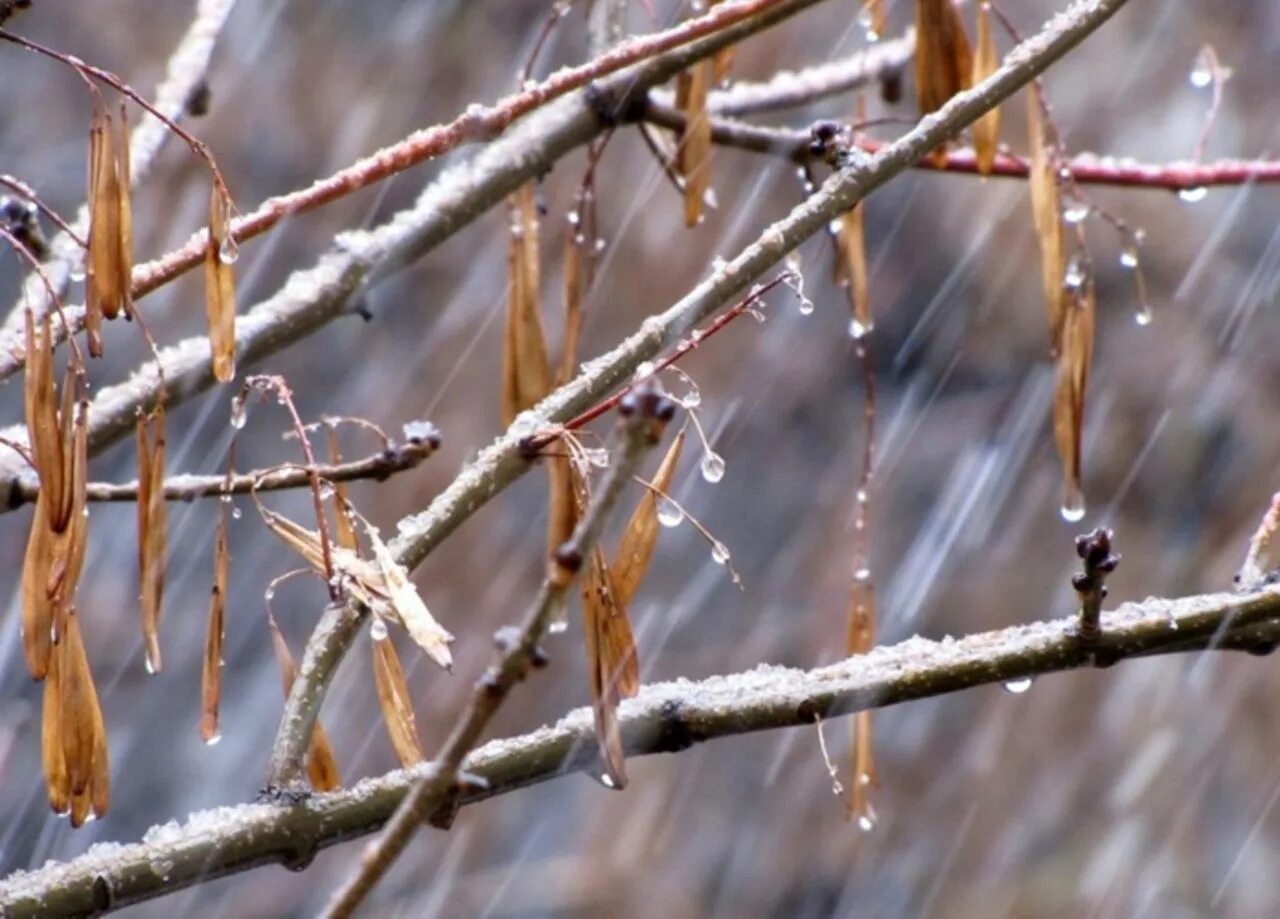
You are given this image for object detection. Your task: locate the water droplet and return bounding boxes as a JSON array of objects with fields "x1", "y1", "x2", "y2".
[
  {"x1": 370, "y1": 618, "x2": 388, "y2": 641},
  {"x1": 853, "y1": 567, "x2": 872, "y2": 582},
  {"x1": 219, "y1": 492, "x2": 232, "y2": 504},
  {"x1": 1134, "y1": 304, "x2": 1153, "y2": 326},
  {"x1": 848, "y1": 318, "x2": 872, "y2": 340},
  {"x1": 1060, "y1": 489, "x2": 1086, "y2": 522},
  {"x1": 1063, "y1": 254, "x2": 1086, "y2": 289},
  {"x1": 599, "y1": 773, "x2": 618, "y2": 789},
  {"x1": 567, "y1": 210, "x2": 580, "y2": 227},
  {"x1": 797, "y1": 296, "x2": 815, "y2": 317},
  {"x1": 144, "y1": 656, "x2": 156, "y2": 675},
  {"x1": 1119, "y1": 243, "x2": 1140, "y2": 269},
  {"x1": 710, "y1": 540, "x2": 730, "y2": 565},
  {"x1": 857, "y1": 810, "x2": 876, "y2": 832},
  {"x1": 1063, "y1": 203, "x2": 1090, "y2": 224},
  {"x1": 231, "y1": 506, "x2": 242, "y2": 520},
  {"x1": 229, "y1": 399, "x2": 247, "y2": 430},
  {"x1": 1189, "y1": 49, "x2": 1213, "y2": 89},
  {"x1": 700, "y1": 451, "x2": 725, "y2": 483},
  {"x1": 702, "y1": 187, "x2": 718, "y2": 210},
  {"x1": 217, "y1": 235, "x2": 239, "y2": 265},
  {"x1": 69, "y1": 261, "x2": 86, "y2": 282},
  {"x1": 264, "y1": 587, "x2": 275, "y2": 601},
  {"x1": 1003, "y1": 677, "x2": 1034, "y2": 694},
  {"x1": 318, "y1": 483, "x2": 335, "y2": 501},
  {"x1": 657, "y1": 497, "x2": 684, "y2": 528},
  {"x1": 548, "y1": 619, "x2": 568, "y2": 635},
  {"x1": 586, "y1": 448, "x2": 609, "y2": 468},
  {"x1": 1178, "y1": 186, "x2": 1208, "y2": 203},
  {"x1": 634, "y1": 361, "x2": 656, "y2": 381},
  {"x1": 204, "y1": 731, "x2": 222, "y2": 746}
]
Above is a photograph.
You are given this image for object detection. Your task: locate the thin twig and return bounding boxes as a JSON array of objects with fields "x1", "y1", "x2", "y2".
[
  {"x1": 643, "y1": 99, "x2": 1280, "y2": 190},
  {"x1": 322, "y1": 397, "x2": 668, "y2": 918},
  {"x1": 3, "y1": 583, "x2": 1279, "y2": 918},
  {"x1": 8, "y1": 439, "x2": 439, "y2": 507}
]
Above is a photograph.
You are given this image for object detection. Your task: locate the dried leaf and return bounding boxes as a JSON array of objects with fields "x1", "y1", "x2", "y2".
[
  {"x1": 613, "y1": 430, "x2": 685, "y2": 608},
  {"x1": 583, "y1": 548, "x2": 639, "y2": 700},
  {"x1": 582, "y1": 549, "x2": 629, "y2": 789},
  {"x1": 366, "y1": 524, "x2": 453, "y2": 670},
  {"x1": 676, "y1": 60, "x2": 714, "y2": 227},
  {"x1": 41, "y1": 633, "x2": 68, "y2": 815},
  {"x1": 1053, "y1": 284, "x2": 1094, "y2": 516},
  {"x1": 201, "y1": 505, "x2": 228, "y2": 744},
  {"x1": 267, "y1": 614, "x2": 340, "y2": 792},
  {"x1": 204, "y1": 186, "x2": 236, "y2": 383},
  {"x1": 846, "y1": 578, "x2": 875, "y2": 821},
  {"x1": 840, "y1": 206, "x2": 871, "y2": 337},
  {"x1": 116, "y1": 100, "x2": 134, "y2": 320},
  {"x1": 371, "y1": 637, "x2": 424, "y2": 767},
  {"x1": 136, "y1": 405, "x2": 167, "y2": 674},
  {"x1": 325, "y1": 428, "x2": 358, "y2": 551},
  {"x1": 1027, "y1": 91, "x2": 1066, "y2": 354},
  {"x1": 915, "y1": 0, "x2": 972, "y2": 163},
  {"x1": 970, "y1": 3, "x2": 1001, "y2": 176},
  {"x1": 501, "y1": 182, "x2": 550, "y2": 427},
  {"x1": 57, "y1": 609, "x2": 109, "y2": 827}
]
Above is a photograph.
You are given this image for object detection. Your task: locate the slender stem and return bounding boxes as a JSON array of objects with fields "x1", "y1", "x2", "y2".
[
  {"x1": 323, "y1": 404, "x2": 665, "y2": 918},
  {"x1": 643, "y1": 99, "x2": 1280, "y2": 190},
  {"x1": 3, "y1": 584, "x2": 1278, "y2": 918},
  {"x1": 8, "y1": 439, "x2": 438, "y2": 506}
]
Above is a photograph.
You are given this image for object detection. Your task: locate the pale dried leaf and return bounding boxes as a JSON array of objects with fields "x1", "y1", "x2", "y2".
[
  {"x1": 970, "y1": 3, "x2": 1001, "y2": 176},
  {"x1": 372, "y1": 637, "x2": 425, "y2": 767},
  {"x1": 612, "y1": 430, "x2": 685, "y2": 608},
  {"x1": 366, "y1": 524, "x2": 453, "y2": 670}
]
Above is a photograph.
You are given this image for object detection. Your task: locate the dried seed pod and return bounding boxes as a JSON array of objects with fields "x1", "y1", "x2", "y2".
[
  {"x1": 846, "y1": 577, "x2": 875, "y2": 824},
  {"x1": 1053, "y1": 283, "x2": 1095, "y2": 519},
  {"x1": 915, "y1": 0, "x2": 972, "y2": 163},
  {"x1": 839, "y1": 205, "x2": 871, "y2": 337},
  {"x1": 1027, "y1": 91, "x2": 1066, "y2": 354},
  {"x1": 325, "y1": 428, "x2": 358, "y2": 552},
  {"x1": 268, "y1": 614, "x2": 340, "y2": 791},
  {"x1": 200, "y1": 504, "x2": 228, "y2": 744},
  {"x1": 45, "y1": 608, "x2": 109, "y2": 827},
  {"x1": 970, "y1": 3, "x2": 1001, "y2": 176},
  {"x1": 582, "y1": 549, "x2": 630, "y2": 789},
  {"x1": 501, "y1": 182, "x2": 550, "y2": 427},
  {"x1": 371, "y1": 636, "x2": 424, "y2": 767},
  {"x1": 612, "y1": 430, "x2": 685, "y2": 607},
  {"x1": 136, "y1": 405, "x2": 167, "y2": 674},
  {"x1": 204, "y1": 186, "x2": 236, "y2": 383},
  {"x1": 676, "y1": 59, "x2": 714, "y2": 227}
]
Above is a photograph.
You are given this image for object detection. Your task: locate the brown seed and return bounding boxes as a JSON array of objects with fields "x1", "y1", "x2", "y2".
[
  {"x1": 204, "y1": 186, "x2": 237, "y2": 383},
  {"x1": 970, "y1": 3, "x2": 1001, "y2": 176}
]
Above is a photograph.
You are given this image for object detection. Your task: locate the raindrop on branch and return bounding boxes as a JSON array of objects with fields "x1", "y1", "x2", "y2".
[
  {"x1": 370, "y1": 618, "x2": 388, "y2": 641},
  {"x1": 1119, "y1": 243, "x2": 1140, "y2": 269},
  {"x1": 657, "y1": 497, "x2": 684, "y2": 528},
  {"x1": 1060, "y1": 488, "x2": 1086, "y2": 523},
  {"x1": 1134, "y1": 304, "x2": 1154, "y2": 327},
  {"x1": 1063, "y1": 254, "x2": 1086, "y2": 290},
  {"x1": 1177, "y1": 186, "x2": 1208, "y2": 203},
  {"x1": 1003, "y1": 677, "x2": 1034, "y2": 694},
  {"x1": 710, "y1": 540, "x2": 731, "y2": 565},
  {"x1": 218, "y1": 235, "x2": 239, "y2": 265},
  {"x1": 1063, "y1": 203, "x2": 1090, "y2": 224},
  {"x1": 1189, "y1": 49, "x2": 1213, "y2": 88},
  {"x1": 700, "y1": 451, "x2": 725, "y2": 483}
]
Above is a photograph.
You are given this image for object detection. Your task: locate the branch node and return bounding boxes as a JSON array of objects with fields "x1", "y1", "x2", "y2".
[{"x1": 1073, "y1": 527, "x2": 1119, "y2": 646}]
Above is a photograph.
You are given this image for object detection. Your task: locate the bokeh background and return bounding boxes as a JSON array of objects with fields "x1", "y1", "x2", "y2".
[{"x1": 2, "y1": 1, "x2": 1280, "y2": 916}]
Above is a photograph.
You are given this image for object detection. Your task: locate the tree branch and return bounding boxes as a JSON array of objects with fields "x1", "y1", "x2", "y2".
[
  {"x1": 3, "y1": 584, "x2": 1277, "y2": 918},
  {"x1": 322, "y1": 398, "x2": 668, "y2": 918},
  {"x1": 260, "y1": 0, "x2": 1133, "y2": 795},
  {"x1": 0, "y1": 0, "x2": 827, "y2": 500},
  {"x1": 4, "y1": 437, "x2": 438, "y2": 507},
  {"x1": 642, "y1": 99, "x2": 1280, "y2": 190}
]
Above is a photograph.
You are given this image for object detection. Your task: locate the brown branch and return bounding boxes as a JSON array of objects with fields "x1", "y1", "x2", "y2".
[
  {"x1": 322, "y1": 398, "x2": 667, "y2": 918},
  {"x1": 643, "y1": 99, "x2": 1280, "y2": 190},
  {"x1": 0, "y1": 0, "x2": 815, "y2": 384},
  {"x1": 6, "y1": 438, "x2": 439, "y2": 507},
  {"x1": 3, "y1": 584, "x2": 1278, "y2": 918}
]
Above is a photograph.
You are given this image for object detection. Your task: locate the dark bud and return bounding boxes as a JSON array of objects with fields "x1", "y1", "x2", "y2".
[
  {"x1": 554, "y1": 543, "x2": 583, "y2": 572},
  {"x1": 880, "y1": 68, "x2": 904, "y2": 105},
  {"x1": 184, "y1": 79, "x2": 212, "y2": 117},
  {"x1": 652, "y1": 394, "x2": 677, "y2": 422},
  {"x1": 809, "y1": 119, "x2": 841, "y2": 142},
  {"x1": 0, "y1": 194, "x2": 47, "y2": 260},
  {"x1": 1071, "y1": 572, "x2": 1091, "y2": 592},
  {"x1": 618, "y1": 392, "x2": 637, "y2": 416},
  {"x1": 530, "y1": 643, "x2": 551, "y2": 669},
  {"x1": 517, "y1": 435, "x2": 542, "y2": 461}
]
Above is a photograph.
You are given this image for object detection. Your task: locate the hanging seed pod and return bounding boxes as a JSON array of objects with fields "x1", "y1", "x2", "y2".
[
  {"x1": 676, "y1": 59, "x2": 714, "y2": 227},
  {"x1": 136, "y1": 404, "x2": 167, "y2": 674},
  {"x1": 204, "y1": 186, "x2": 236, "y2": 382},
  {"x1": 915, "y1": 0, "x2": 972, "y2": 163},
  {"x1": 200, "y1": 503, "x2": 228, "y2": 744},
  {"x1": 1052, "y1": 282, "x2": 1095, "y2": 521},
  {"x1": 970, "y1": 3, "x2": 1001, "y2": 176},
  {"x1": 500, "y1": 182, "x2": 550, "y2": 426},
  {"x1": 267, "y1": 615, "x2": 340, "y2": 791},
  {"x1": 371, "y1": 636, "x2": 424, "y2": 768},
  {"x1": 1027, "y1": 92, "x2": 1067, "y2": 355}
]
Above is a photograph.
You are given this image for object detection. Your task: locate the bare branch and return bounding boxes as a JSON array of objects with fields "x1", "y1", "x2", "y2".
[
  {"x1": 6, "y1": 438, "x2": 439, "y2": 507},
  {"x1": 3, "y1": 584, "x2": 1277, "y2": 918},
  {"x1": 322, "y1": 397, "x2": 668, "y2": 917}
]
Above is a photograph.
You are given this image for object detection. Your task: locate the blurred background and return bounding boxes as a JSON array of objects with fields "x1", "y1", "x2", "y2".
[{"x1": 2, "y1": 1, "x2": 1280, "y2": 916}]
